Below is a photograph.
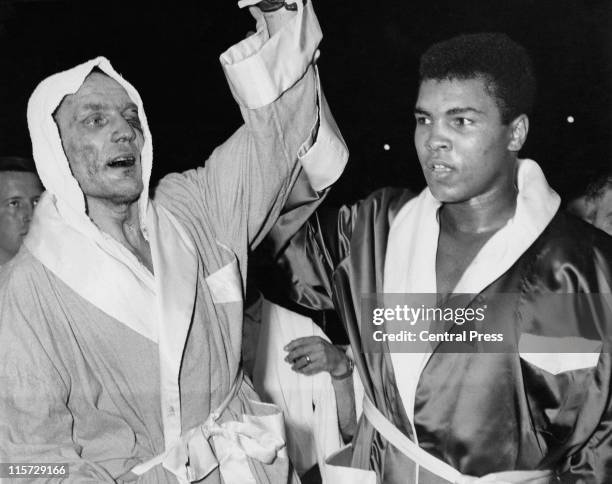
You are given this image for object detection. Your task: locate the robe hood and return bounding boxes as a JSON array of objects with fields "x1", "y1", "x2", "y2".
[
  {"x1": 27, "y1": 56, "x2": 153, "y2": 234},
  {"x1": 22, "y1": 57, "x2": 168, "y2": 344}
]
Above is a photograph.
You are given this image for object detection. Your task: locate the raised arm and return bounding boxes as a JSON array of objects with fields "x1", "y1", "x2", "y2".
[{"x1": 155, "y1": 0, "x2": 347, "y2": 256}]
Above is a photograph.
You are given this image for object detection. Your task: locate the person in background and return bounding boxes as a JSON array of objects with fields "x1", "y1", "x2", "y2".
[
  {"x1": 567, "y1": 171, "x2": 612, "y2": 236},
  {"x1": 0, "y1": 156, "x2": 43, "y2": 270}
]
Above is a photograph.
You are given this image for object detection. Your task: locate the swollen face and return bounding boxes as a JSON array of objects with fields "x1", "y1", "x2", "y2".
[
  {"x1": 54, "y1": 72, "x2": 145, "y2": 206},
  {"x1": 414, "y1": 78, "x2": 515, "y2": 204},
  {"x1": 0, "y1": 171, "x2": 43, "y2": 264}
]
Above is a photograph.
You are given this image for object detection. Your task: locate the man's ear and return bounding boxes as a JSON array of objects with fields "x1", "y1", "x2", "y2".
[
  {"x1": 507, "y1": 114, "x2": 529, "y2": 152},
  {"x1": 583, "y1": 197, "x2": 599, "y2": 223}
]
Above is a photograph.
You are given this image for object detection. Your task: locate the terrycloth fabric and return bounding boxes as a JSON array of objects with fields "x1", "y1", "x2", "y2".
[
  {"x1": 0, "y1": 3, "x2": 348, "y2": 482},
  {"x1": 24, "y1": 56, "x2": 193, "y2": 346},
  {"x1": 222, "y1": 0, "x2": 321, "y2": 110}
]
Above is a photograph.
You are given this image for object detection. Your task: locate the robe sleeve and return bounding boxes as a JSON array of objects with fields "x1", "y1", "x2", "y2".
[
  {"x1": 568, "y1": 397, "x2": 612, "y2": 482},
  {"x1": 268, "y1": 187, "x2": 412, "y2": 312},
  {"x1": 269, "y1": 202, "x2": 359, "y2": 312},
  {"x1": 154, "y1": 2, "x2": 347, "y2": 253},
  {"x1": 0, "y1": 274, "x2": 115, "y2": 483}
]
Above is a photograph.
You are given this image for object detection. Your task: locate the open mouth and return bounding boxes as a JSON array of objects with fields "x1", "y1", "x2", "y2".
[
  {"x1": 107, "y1": 155, "x2": 136, "y2": 168},
  {"x1": 431, "y1": 163, "x2": 452, "y2": 173},
  {"x1": 427, "y1": 159, "x2": 454, "y2": 174}
]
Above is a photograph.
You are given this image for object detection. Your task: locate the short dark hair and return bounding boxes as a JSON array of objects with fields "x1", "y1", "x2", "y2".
[
  {"x1": 0, "y1": 156, "x2": 38, "y2": 174},
  {"x1": 419, "y1": 32, "x2": 536, "y2": 124}
]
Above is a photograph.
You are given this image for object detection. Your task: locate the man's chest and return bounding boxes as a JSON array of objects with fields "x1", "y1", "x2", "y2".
[{"x1": 435, "y1": 229, "x2": 495, "y2": 294}]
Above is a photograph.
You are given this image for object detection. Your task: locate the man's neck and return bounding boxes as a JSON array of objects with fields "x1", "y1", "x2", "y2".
[
  {"x1": 435, "y1": 178, "x2": 518, "y2": 294},
  {"x1": 87, "y1": 197, "x2": 153, "y2": 272},
  {"x1": 88, "y1": 197, "x2": 139, "y2": 238},
  {"x1": 0, "y1": 249, "x2": 13, "y2": 266},
  {"x1": 440, "y1": 182, "x2": 518, "y2": 236}
]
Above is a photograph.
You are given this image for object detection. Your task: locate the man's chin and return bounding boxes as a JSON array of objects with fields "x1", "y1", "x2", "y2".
[
  {"x1": 105, "y1": 183, "x2": 144, "y2": 205},
  {"x1": 427, "y1": 183, "x2": 463, "y2": 203},
  {"x1": 112, "y1": 190, "x2": 143, "y2": 205}
]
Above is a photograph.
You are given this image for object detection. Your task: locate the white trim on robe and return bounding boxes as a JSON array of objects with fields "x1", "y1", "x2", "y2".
[{"x1": 383, "y1": 159, "x2": 561, "y2": 425}]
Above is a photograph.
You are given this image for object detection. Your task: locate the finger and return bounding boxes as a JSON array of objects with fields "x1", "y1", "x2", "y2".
[
  {"x1": 284, "y1": 336, "x2": 324, "y2": 351},
  {"x1": 291, "y1": 348, "x2": 326, "y2": 373},
  {"x1": 285, "y1": 343, "x2": 319, "y2": 363},
  {"x1": 291, "y1": 355, "x2": 312, "y2": 372},
  {"x1": 296, "y1": 354, "x2": 326, "y2": 375}
]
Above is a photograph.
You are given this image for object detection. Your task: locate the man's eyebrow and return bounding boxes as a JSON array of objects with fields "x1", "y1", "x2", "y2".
[
  {"x1": 413, "y1": 107, "x2": 486, "y2": 116},
  {"x1": 446, "y1": 107, "x2": 485, "y2": 116},
  {"x1": 78, "y1": 102, "x2": 106, "y2": 114},
  {"x1": 2, "y1": 195, "x2": 24, "y2": 202},
  {"x1": 77, "y1": 102, "x2": 138, "y2": 115}
]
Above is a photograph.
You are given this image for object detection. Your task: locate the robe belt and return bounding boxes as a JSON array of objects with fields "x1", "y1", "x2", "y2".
[
  {"x1": 362, "y1": 395, "x2": 555, "y2": 484},
  {"x1": 128, "y1": 370, "x2": 286, "y2": 483}
]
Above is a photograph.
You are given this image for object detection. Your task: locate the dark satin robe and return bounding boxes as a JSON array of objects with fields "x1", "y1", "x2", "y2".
[{"x1": 271, "y1": 187, "x2": 612, "y2": 483}]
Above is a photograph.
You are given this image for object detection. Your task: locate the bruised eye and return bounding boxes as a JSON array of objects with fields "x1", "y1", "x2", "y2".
[
  {"x1": 124, "y1": 108, "x2": 143, "y2": 133},
  {"x1": 127, "y1": 116, "x2": 143, "y2": 133},
  {"x1": 84, "y1": 114, "x2": 107, "y2": 128}
]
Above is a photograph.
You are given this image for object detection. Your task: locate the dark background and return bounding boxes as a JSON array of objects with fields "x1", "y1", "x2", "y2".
[{"x1": 1, "y1": 0, "x2": 611, "y2": 205}]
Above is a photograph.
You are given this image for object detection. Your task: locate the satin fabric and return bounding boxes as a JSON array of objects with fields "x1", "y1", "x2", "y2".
[
  {"x1": 272, "y1": 183, "x2": 612, "y2": 482},
  {"x1": 385, "y1": 160, "x2": 560, "y2": 430}
]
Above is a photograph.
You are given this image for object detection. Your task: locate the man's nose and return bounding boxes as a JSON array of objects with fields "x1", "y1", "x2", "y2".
[
  {"x1": 111, "y1": 116, "x2": 137, "y2": 143},
  {"x1": 21, "y1": 202, "x2": 34, "y2": 224},
  {"x1": 426, "y1": 124, "x2": 451, "y2": 151}
]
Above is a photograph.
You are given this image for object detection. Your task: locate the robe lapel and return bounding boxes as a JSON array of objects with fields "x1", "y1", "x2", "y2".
[
  {"x1": 384, "y1": 189, "x2": 439, "y2": 296},
  {"x1": 453, "y1": 161, "x2": 560, "y2": 295},
  {"x1": 148, "y1": 203, "x2": 198, "y2": 447},
  {"x1": 384, "y1": 159, "x2": 560, "y2": 428},
  {"x1": 25, "y1": 194, "x2": 159, "y2": 342},
  {"x1": 385, "y1": 189, "x2": 440, "y2": 425}
]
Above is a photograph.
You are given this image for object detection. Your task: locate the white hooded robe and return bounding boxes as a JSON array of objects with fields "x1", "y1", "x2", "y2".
[{"x1": 0, "y1": 3, "x2": 347, "y2": 483}]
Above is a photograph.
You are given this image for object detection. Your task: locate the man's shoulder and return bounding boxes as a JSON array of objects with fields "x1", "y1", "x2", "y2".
[
  {"x1": 0, "y1": 247, "x2": 46, "y2": 289},
  {"x1": 153, "y1": 171, "x2": 189, "y2": 211},
  {"x1": 0, "y1": 248, "x2": 50, "y2": 323},
  {"x1": 529, "y1": 210, "x2": 612, "y2": 290},
  {"x1": 353, "y1": 187, "x2": 418, "y2": 221},
  {"x1": 543, "y1": 209, "x2": 612, "y2": 255}
]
